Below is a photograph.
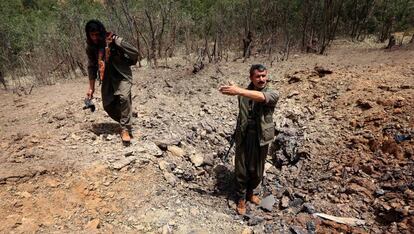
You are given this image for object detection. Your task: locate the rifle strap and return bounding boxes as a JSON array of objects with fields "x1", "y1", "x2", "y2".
[{"x1": 97, "y1": 32, "x2": 114, "y2": 82}]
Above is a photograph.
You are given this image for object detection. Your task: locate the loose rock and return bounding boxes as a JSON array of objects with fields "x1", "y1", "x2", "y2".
[
  {"x1": 163, "y1": 172, "x2": 177, "y2": 186},
  {"x1": 190, "y1": 154, "x2": 204, "y2": 167},
  {"x1": 111, "y1": 157, "x2": 137, "y2": 170},
  {"x1": 259, "y1": 195, "x2": 276, "y2": 212},
  {"x1": 85, "y1": 219, "x2": 100, "y2": 230},
  {"x1": 143, "y1": 141, "x2": 163, "y2": 157},
  {"x1": 281, "y1": 196, "x2": 290, "y2": 209},
  {"x1": 168, "y1": 145, "x2": 185, "y2": 157}
]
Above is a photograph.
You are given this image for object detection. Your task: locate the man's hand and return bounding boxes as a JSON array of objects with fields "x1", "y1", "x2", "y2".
[
  {"x1": 111, "y1": 33, "x2": 119, "y2": 41},
  {"x1": 111, "y1": 33, "x2": 122, "y2": 46},
  {"x1": 86, "y1": 88, "x2": 95, "y2": 99},
  {"x1": 219, "y1": 84, "x2": 242, "y2": 96}
]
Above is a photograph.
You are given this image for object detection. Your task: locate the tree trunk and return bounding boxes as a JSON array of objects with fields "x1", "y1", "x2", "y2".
[
  {"x1": 145, "y1": 9, "x2": 158, "y2": 68},
  {"x1": 132, "y1": 16, "x2": 144, "y2": 67},
  {"x1": 211, "y1": 34, "x2": 217, "y2": 62},
  {"x1": 386, "y1": 35, "x2": 396, "y2": 49},
  {"x1": 158, "y1": 6, "x2": 166, "y2": 58},
  {"x1": 243, "y1": 31, "x2": 252, "y2": 58},
  {"x1": 0, "y1": 70, "x2": 6, "y2": 90},
  {"x1": 205, "y1": 37, "x2": 212, "y2": 63},
  {"x1": 301, "y1": 0, "x2": 311, "y2": 51}
]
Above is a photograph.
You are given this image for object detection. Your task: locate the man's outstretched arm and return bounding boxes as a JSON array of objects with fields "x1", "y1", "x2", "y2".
[{"x1": 219, "y1": 84, "x2": 265, "y2": 102}]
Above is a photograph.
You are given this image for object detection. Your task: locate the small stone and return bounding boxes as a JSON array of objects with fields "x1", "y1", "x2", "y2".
[
  {"x1": 163, "y1": 172, "x2": 177, "y2": 186},
  {"x1": 242, "y1": 227, "x2": 253, "y2": 234},
  {"x1": 190, "y1": 154, "x2": 204, "y2": 167},
  {"x1": 302, "y1": 203, "x2": 316, "y2": 214},
  {"x1": 111, "y1": 157, "x2": 137, "y2": 170},
  {"x1": 246, "y1": 215, "x2": 264, "y2": 226},
  {"x1": 290, "y1": 198, "x2": 304, "y2": 208},
  {"x1": 154, "y1": 138, "x2": 181, "y2": 150},
  {"x1": 161, "y1": 224, "x2": 172, "y2": 234},
  {"x1": 263, "y1": 163, "x2": 274, "y2": 177},
  {"x1": 281, "y1": 196, "x2": 290, "y2": 208},
  {"x1": 356, "y1": 99, "x2": 374, "y2": 110},
  {"x1": 159, "y1": 160, "x2": 172, "y2": 172},
  {"x1": 124, "y1": 149, "x2": 134, "y2": 157},
  {"x1": 53, "y1": 113, "x2": 65, "y2": 121},
  {"x1": 30, "y1": 137, "x2": 40, "y2": 144},
  {"x1": 404, "y1": 189, "x2": 414, "y2": 199},
  {"x1": 264, "y1": 224, "x2": 274, "y2": 233},
  {"x1": 259, "y1": 195, "x2": 276, "y2": 212},
  {"x1": 71, "y1": 133, "x2": 81, "y2": 141},
  {"x1": 393, "y1": 108, "x2": 402, "y2": 114},
  {"x1": 190, "y1": 207, "x2": 199, "y2": 216},
  {"x1": 19, "y1": 191, "x2": 32, "y2": 198},
  {"x1": 203, "y1": 154, "x2": 215, "y2": 166},
  {"x1": 287, "y1": 74, "x2": 302, "y2": 84},
  {"x1": 290, "y1": 226, "x2": 307, "y2": 234},
  {"x1": 375, "y1": 189, "x2": 385, "y2": 196},
  {"x1": 168, "y1": 145, "x2": 185, "y2": 157},
  {"x1": 134, "y1": 145, "x2": 147, "y2": 153},
  {"x1": 176, "y1": 208, "x2": 184, "y2": 216},
  {"x1": 393, "y1": 96, "x2": 405, "y2": 108},
  {"x1": 143, "y1": 141, "x2": 163, "y2": 157},
  {"x1": 135, "y1": 225, "x2": 144, "y2": 231},
  {"x1": 287, "y1": 91, "x2": 300, "y2": 98},
  {"x1": 306, "y1": 221, "x2": 316, "y2": 234},
  {"x1": 85, "y1": 219, "x2": 100, "y2": 229},
  {"x1": 228, "y1": 199, "x2": 236, "y2": 209}
]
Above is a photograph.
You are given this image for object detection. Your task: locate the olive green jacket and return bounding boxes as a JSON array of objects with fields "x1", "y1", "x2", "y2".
[{"x1": 235, "y1": 83, "x2": 279, "y2": 147}]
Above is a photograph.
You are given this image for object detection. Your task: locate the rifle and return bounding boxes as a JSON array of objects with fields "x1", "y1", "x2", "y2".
[{"x1": 223, "y1": 132, "x2": 236, "y2": 162}]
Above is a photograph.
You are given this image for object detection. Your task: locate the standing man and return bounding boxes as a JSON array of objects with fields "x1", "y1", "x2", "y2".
[
  {"x1": 85, "y1": 20, "x2": 139, "y2": 143},
  {"x1": 219, "y1": 64, "x2": 279, "y2": 215}
]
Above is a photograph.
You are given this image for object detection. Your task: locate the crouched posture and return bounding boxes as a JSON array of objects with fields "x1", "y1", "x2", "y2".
[
  {"x1": 219, "y1": 64, "x2": 279, "y2": 215},
  {"x1": 85, "y1": 20, "x2": 139, "y2": 142}
]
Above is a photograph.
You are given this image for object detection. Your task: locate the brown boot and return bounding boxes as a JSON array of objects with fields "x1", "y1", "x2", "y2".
[
  {"x1": 247, "y1": 193, "x2": 261, "y2": 205},
  {"x1": 236, "y1": 199, "x2": 246, "y2": 215},
  {"x1": 121, "y1": 129, "x2": 131, "y2": 143}
]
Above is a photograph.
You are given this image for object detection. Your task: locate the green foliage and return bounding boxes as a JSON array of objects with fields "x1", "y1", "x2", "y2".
[
  {"x1": 0, "y1": 0, "x2": 106, "y2": 75},
  {"x1": 0, "y1": 0, "x2": 413, "y2": 77}
]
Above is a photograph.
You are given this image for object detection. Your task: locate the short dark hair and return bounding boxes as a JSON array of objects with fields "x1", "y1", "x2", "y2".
[{"x1": 249, "y1": 64, "x2": 267, "y2": 77}]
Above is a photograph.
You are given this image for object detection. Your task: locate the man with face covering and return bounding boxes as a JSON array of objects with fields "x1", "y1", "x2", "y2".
[
  {"x1": 85, "y1": 20, "x2": 139, "y2": 143},
  {"x1": 219, "y1": 64, "x2": 279, "y2": 215}
]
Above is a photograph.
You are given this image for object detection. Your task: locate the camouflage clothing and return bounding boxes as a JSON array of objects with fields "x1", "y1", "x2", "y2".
[{"x1": 86, "y1": 37, "x2": 139, "y2": 130}]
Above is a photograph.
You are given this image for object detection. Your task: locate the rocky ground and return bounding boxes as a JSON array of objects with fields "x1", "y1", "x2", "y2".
[{"x1": 0, "y1": 40, "x2": 413, "y2": 233}]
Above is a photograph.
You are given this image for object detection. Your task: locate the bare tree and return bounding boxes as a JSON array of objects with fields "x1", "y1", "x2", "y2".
[{"x1": 320, "y1": 0, "x2": 344, "y2": 54}]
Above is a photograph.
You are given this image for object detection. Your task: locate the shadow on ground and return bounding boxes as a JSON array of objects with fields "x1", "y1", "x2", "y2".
[{"x1": 90, "y1": 122, "x2": 120, "y2": 136}]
